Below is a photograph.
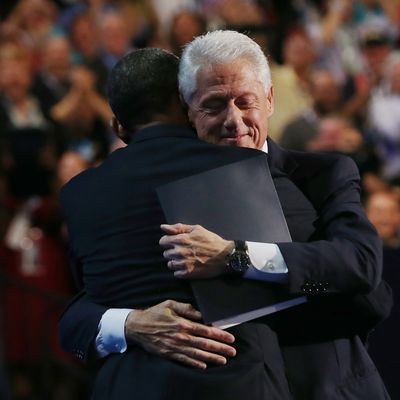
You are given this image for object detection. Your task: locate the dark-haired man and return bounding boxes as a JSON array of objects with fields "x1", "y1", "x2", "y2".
[{"x1": 59, "y1": 33, "x2": 390, "y2": 400}]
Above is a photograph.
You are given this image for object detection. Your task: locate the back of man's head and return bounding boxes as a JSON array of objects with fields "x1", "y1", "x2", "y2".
[{"x1": 107, "y1": 48, "x2": 180, "y2": 131}]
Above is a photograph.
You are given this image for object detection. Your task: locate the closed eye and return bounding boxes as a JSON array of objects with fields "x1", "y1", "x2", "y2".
[
  {"x1": 235, "y1": 96, "x2": 257, "y2": 109},
  {"x1": 201, "y1": 98, "x2": 226, "y2": 114}
]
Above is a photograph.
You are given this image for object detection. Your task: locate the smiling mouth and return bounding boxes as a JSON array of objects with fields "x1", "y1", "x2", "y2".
[{"x1": 221, "y1": 134, "x2": 249, "y2": 142}]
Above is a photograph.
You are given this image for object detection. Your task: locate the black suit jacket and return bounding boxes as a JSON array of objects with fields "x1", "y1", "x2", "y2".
[{"x1": 59, "y1": 125, "x2": 390, "y2": 399}]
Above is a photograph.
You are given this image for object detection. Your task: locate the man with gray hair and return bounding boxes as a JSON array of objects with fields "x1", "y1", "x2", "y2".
[{"x1": 59, "y1": 31, "x2": 390, "y2": 399}]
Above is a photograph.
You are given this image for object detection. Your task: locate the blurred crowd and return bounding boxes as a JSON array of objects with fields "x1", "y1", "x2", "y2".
[{"x1": 0, "y1": 0, "x2": 400, "y2": 399}]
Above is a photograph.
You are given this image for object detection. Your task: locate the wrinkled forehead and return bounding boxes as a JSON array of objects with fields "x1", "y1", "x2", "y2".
[{"x1": 193, "y1": 60, "x2": 265, "y2": 98}]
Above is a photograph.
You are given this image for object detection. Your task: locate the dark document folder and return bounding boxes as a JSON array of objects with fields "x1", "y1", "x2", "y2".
[{"x1": 157, "y1": 153, "x2": 306, "y2": 328}]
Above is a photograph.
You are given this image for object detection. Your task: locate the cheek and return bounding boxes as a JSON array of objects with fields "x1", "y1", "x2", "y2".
[
  {"x1": 246, "y1": 110, "x2": 266, "y2": 133},
  {"x1": 250, "y1": 110, "x2": 269, "y2": 145},
  {"x1": 195, "y1": 114, "x2": 220, "y2": 137}
]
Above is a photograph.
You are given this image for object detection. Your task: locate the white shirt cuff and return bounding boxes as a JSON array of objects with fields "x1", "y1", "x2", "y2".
[
  {"x1": 244, "y1": 242, "x2": 288, "y2": 283},
  {"x1": 96, "y1": 308, "x2": 132, "y2": 358}
]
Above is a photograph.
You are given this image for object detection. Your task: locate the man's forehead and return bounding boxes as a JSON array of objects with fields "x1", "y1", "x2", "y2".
[
  {"x1": 193, "y1": 62, "x2": 264, "y2": 99},
  {"x1": 199, "y1": 88, "x2": 258, "y2": 101},
  {"x1": 196, "y1": 60, "x2": 256, "y2": 81}
]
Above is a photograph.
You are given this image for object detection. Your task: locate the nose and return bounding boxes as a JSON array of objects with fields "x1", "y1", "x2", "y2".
[{"x1": 223, "y1": 102, "x2": 244, "y2": 135}]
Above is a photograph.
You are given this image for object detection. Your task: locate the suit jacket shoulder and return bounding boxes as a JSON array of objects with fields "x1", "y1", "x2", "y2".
[{"x1": 289, "y1": 151, "x2": 360, "y2": 212}]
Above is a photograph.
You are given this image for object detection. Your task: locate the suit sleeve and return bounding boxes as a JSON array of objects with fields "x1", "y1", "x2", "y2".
[
  {"x1": 278, "y1": 156, "x2": 382, "y2": 296},
  {"x1": 274, "y1": 156, "x2": 391, "y2": 339},
  {"x1": 349, "y1": 279, "x2": 393, "y2": 332},
  {"x1": 58, "y1": 291, "x2": 107, "y2": 363}
]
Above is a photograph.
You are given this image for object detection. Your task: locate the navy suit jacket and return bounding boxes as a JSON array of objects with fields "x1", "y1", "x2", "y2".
[{"x1": 59, "y1": 125, "x2": 391, "y2": 399}]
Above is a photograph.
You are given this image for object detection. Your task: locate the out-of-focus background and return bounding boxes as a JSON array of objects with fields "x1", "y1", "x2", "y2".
[{"x1": 0, "y1": 0, "x2": 399, "y2": 398}]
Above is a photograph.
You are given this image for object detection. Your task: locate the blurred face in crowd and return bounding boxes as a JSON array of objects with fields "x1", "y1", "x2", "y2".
[
  {"x1": 310, "y1": 71, "x2": 341, "y2": 115},
  {"x1": 17, "y1": 0, "x2": 57, "y2": 34},
  {"x1": 188, "y1": 59, "x2": 273, "y2": 150},
  {"x1": 308, "y1": 116, "x2": 362, "y2": 154},
  {"x1": 170, "y1": 12, "x2": 205, "y2": 55},
  {"x1": 70, "y1": 14, "x2": 98, "y2": 58},
  {"x1": 362, "y1": 42, "x2": 390, "y2": 79},
  {"x1": 0, "y1": 59, "x2": 32, "y2": 102},
  {"x1": 215, "y1": 0, "x2": 265, "y2": 26},
  {"x1": 42, "y1": 37, "x2": 71, "y2": 81},
  {"x1": 283, "y1": 32, "x2": 315, "y2": 71},
  {"x1": 100, "y1": 13, "x2": 131, "y2": 57},
  {"x1": 366, "y1": 192, "x2": 400, "y2": 243}
]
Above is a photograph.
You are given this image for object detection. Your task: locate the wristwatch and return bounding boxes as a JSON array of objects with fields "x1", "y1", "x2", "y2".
[{"x1": 226, "y1": 240, "x2": 251, "y2": 275}]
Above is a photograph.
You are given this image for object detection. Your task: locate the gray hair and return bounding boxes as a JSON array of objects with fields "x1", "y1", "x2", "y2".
[{"x1": 178, "y1": 30, "x2": 271, "y2": 104}]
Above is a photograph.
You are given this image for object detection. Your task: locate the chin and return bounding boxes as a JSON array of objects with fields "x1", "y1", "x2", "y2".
[
  {"x1": 219, "y1": 137, "x2": 255, "y2": 148},
  {"x1": 238, "y1": 139, "x2": 256, "y2": 149}
]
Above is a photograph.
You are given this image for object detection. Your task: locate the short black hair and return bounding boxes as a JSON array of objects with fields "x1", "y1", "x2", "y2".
[{"x1": 107, "y1": 48, "x2": 180, "y2": 131}]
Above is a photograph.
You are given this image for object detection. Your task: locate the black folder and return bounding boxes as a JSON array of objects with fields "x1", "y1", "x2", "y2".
[{"x1": 157, "y1": 153, "x2": 306, "y2": 328}]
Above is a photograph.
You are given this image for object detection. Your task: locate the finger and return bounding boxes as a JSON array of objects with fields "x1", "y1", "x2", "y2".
[
  {"x1": 168, "y1": 301, "x2": 202, "y2": 321},
  {"x1": 177, "y1": 344, "x2": 228, "y2": 366},
  {"x1": 167, "y1": 352, "x2": 207, "y2": 370},
  {"x1": 174, "y1": 270, "x2": 190, "y2": 278},
  {"x1": 163, "y1": 248, "x2": 185, "y2": 260},
  {"x1": 159, "y1": 234, "x2": 189, "y2": 248},
  {"x1": 182, "y1": 334, "x2": 236, "y2": 358},
  {"x1": 159, "y1": 235, "x2": 175, "y2": 248},
  {"x1": 167, "y1": 259, "x2": 187, "y2": 271},
  {"x1": 160, "y1": 223, "x2": 194, "y2": 234},
  {"x1": 186, "y1": 322, "x2": 236, "y2": 344}
]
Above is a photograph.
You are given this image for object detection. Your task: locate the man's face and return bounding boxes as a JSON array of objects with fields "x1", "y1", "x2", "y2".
[
  {"x1": 310, "y1": 71, "x2": 340, "y2": 115},
  {"x1": 366, "y1": 193, "x2": 400, "y2": 241},
  {"x1": 188, "y1": 59, "x2": 273, "y2": 149}
]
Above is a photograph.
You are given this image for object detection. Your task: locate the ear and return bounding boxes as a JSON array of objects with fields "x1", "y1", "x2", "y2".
[
  {"x1": 110, "y1": 116, "x2": 120, "y2": 134},
  {"x1": 266, "y1": 86, "x2": 274, "y2": 117},
  {"x1": 110, "y1": 116, "x2": 131, "y2": 144}
]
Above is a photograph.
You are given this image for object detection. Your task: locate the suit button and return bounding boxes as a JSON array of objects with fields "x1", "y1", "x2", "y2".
[
  {"x1": 301, "y1": 282, "x2": 313, "y2": 293},
  {"x1": 74, "y1": 349, "x2": 84, "y2": 360}
]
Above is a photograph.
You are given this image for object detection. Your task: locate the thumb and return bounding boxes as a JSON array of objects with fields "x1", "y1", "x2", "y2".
[{"x1": 169, "y1": 301, "x2": 202, "y2": 321}]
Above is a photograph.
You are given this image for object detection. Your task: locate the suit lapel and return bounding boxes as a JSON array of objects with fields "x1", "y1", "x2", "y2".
[
  {"x1": 267, "y1": 139, "x2": 318, "y2": 243},
  {"x1": 266, "y1": 138, "x2": 299, "y2": 179}
]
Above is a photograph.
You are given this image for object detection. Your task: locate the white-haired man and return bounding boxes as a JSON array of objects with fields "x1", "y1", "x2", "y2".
[{"x1": 59, "y1": 31, "x2": 390, "y2": 399}]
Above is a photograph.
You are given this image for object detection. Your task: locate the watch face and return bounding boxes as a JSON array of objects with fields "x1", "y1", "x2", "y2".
[{"x1": 229, "y1": 251, "x2": 250, "y2": 273}]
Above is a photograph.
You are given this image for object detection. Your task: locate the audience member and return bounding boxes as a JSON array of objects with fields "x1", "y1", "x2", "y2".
[
  {"x1": 68, "y1": 11, "x2": 109, "y2": 94},
  {"x1": 366, "y1": 190, "x2": 400, "y2": 247},
  {"x1": 368, "y1": 56, "x2": 400, "y2": 181},
  {"x1": 279, "y1": 69, "x2": 341, "y2": 151},
  {"x1": 4, "y1": 0, "x2": 61, "y2": 51},
  {"x1": 268, "y1": 29, "x2": 315, "y2": 141},
  {"x1": 49, "y1": 65, "x2": 112, "y2": 162},
  {"x1": 302, "y1": 0, "x2": 361, "y2": 83},
  {"x1": 0, "y1": 42, "x2": 57, "y2": 200},
  {"x1": 0, "y1": 43, "x2": 49, "y2": 135},
  {"x1": 32, "y1": 36, "x2": 73, "y2": 115},
  {"x1": 98, "y1": 10, "x2": 133, "y2": 71},
  {"x1": 359, "y1": 26, "x2": 393, "y2": 89},
  {"x1": 307, "y1": 114, "x2": 363, "y2": 153},
  {"x1": 169, "y1": 11, "x2": 207, "y2": 56},
  {"x1": 366, "y1": 189, "x2": 400, "y2": 399}
]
